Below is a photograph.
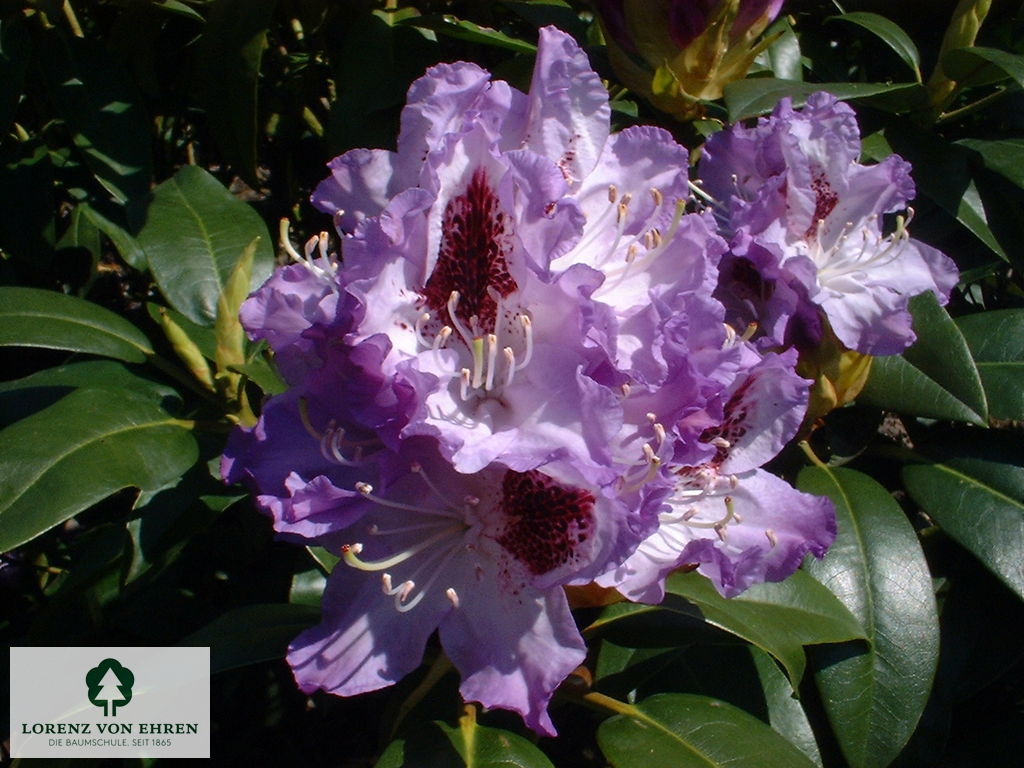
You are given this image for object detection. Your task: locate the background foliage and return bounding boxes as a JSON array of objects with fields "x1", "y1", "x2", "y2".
[{"x1": 1, "y1": 0, "x2": 1022, "y2": 765}]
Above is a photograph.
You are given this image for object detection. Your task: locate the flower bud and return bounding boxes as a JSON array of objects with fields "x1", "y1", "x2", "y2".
[{"x1": 595, "y1": 0, "x2": 784, "y2": 118}]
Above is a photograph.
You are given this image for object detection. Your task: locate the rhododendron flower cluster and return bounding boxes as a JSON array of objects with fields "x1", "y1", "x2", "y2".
[{"x1": 223, "y1": 27, "x2": 954, "y2": 735}]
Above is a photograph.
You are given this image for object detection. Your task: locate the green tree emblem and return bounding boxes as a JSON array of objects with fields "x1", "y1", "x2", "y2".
[{"x1": 85, "y1": 658, "x2": 134, "y2": 716}]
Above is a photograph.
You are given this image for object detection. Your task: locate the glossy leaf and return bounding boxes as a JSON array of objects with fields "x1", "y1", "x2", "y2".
[
  {"x1": 0, "y1": 286, "x2": 154, "y2": 363},
  {"x1": 82, "y1": 203, "x2": 148, "y2": 270},
  {"x1": 942, "y1": 46, "x2": 1024, "y2": 91},
  {"x1": 829, "y1": 12, "x2": 921, "y2": 80},
  {"x1": 194, "y1": 0, "x2": 275, "y2": 185},
  {"x1": 376, "y1": 716, "x2": 556, "y2": 768},
  {"x1": 724, "y1": 80, "x2": 921, "y2": 121},
  {"x1": 904, "y1": 444, "x2": 1024, "y2": 599},
  {"x1": 750, "y1": 648, "x2": 822, "y2": 767},
  {"x1": 402, "y1": 15, "x2": 537, "y2": 53},
  {"x1": 955, "y1": 309, "x2": 1024, "y2": 420},
  {"x1": 859, "y1": 292, "x2": 988, "y2": 425},
  {"x1": 597, "y1": 693, "x2": 818, "y2": 768},
  {"x1": 956, "y1": 138, "x2": 1024, "y2": 191},
  {"x1": 0, "y1": 360, "x2": 180, "y2": 427},
  {"x1": 0, "y1": 388, "x2": 197, "y2": 553},
  {"x1": 765, "y1": 17, "x2": 802, "y2": 82},
  {"x1": 664, "y1": 569, "x2": 865, "y2": 688},
  {"x1": 136, "y1": 165, "x2": 273, "y2": 326},
  {"x1": 36, "y1": 30, "x2": 152, "y2": 203},
  {"x1": 884, "y1": 121, "x2": 1007, "y2": 260},
  {"x1": 798, "y1": 466, "x2": 939, "y2": 768},
  {"x1": 180, "y1": 603, "x2": 320, "y2": 674}
]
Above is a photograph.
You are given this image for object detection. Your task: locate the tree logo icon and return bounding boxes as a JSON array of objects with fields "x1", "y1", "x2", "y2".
[{"x1": 85, "y1": 658, "x2": 134, "y2": 716}]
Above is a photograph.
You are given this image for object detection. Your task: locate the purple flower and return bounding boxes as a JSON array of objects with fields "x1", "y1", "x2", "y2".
[
  {"x1": 701, "y1": 92, "x2": 959, "y2": 355},
  {"x1": 287, "y1": 438, "x2": 649, "y2": 736},
  {"x1": 599, "y1": 348, "x2": 836, "y2": 600},
  {"x1": 223, "y1": 24, "x2": 841, "y2": 738}
]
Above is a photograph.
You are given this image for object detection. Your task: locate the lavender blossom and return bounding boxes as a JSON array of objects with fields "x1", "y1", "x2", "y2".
[
  {"x1": 223, "y1": 25, "x2": 839, "y2": 737},
  {"x1": 287, "y1": 438, "x2": 652, "y2": 736},
  {"x1": 700, "y1": 92, "x2": 959, "y2": 355}
]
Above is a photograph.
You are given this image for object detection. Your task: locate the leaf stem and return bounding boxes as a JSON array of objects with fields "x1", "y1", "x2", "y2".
[{"x1": 936, "y1": 85, "x2": 1012, "y2": 124}]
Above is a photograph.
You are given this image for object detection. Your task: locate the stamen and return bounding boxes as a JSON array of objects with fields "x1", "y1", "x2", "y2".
[
  {"x1": 471, "y1": 336, "x2": 485, "y2": 389},
  {"x1": 503, "y1": 347, "x2": 516, "y2": 387},
  {"x1": 410, "y1": 461, "x2": 469, "y2": 511},
  {"x1": 460, "y1": 368, "x2": 471, "y2": 400},
  {"x1": 514, "y1": 315, "x2": 533, "y2": 371},
  {"x1": 687, "y1": 179, "x2": 721, "y2": 207},
  {"x1": 341, "y1": 525, "x2": 463, "y2": 571},
  {"x1": 651, "y1": 187, "x2": 664, "y2": 207},
  {"x1": 653, "y1": 422, "x2": 666, "y2": 447},
  {"x1": 446, "y1": 587, "x2": 460, "y2": 607},
  {"x1": 740, "y1": 322, "x2": 758, "y2": 342},
  {"x1": 710, "y1": 437, "x2": 731, "y2": 449},
  {"x1": 415, "y1": 312, "x2": 433, "y2": 348},
  {"x1": 608, "y1": 184, "x2": 618, "y2": 204},
  {"x1": 765, "y1": 529, "x2": 778, "y2": 548},
  {"x1": 447, "y1": 291, "x2": 475, "y2": 349},
  {"x1": 485, "y1": 334, "x2": 499, "y2": 390},
  {"x1": 354, "y1": 483, "x2": 459, "y2": 518}
]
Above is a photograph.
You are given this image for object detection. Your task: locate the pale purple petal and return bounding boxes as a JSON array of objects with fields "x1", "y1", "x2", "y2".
[
  {"x1": 311, "y1": 149, "x2": 402, "y2": 233},
  {"x1": 439, "y1": 578, "x2": 584, "y2": 737},
  {"x1": 521, "y1": 27, "x2": 611, "y2": 189},
  {"x1": 288, "y1": 561, "x2": 451, "y2": 696}
]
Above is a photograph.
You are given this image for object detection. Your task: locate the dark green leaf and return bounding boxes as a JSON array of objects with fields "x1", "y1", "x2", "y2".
[
  {"x1": 597, "y1": 693, "x2": 818, "y2": 768},
  {"x1": 289, "y1": 567, "x2": 326, "y2": 608},
  {"x1": 376, "y1": 718, "x2": 556, "y2": 768},
  {"x1": 0, "y1": 360, "x2": 180, "y2": 427},
  {"x1": 36, "y1": 30, "x2": 152, "y2": 204},
  {"x1": 229, "y1": 357, "x2": 287, "y2": 396},
  {"x1": 724, "y1": 80, "x2": 921, "y2": 121},
  {"x1": 884, "y1": 121, "x2": 1008, "y2": 260},
  {"x1": 0, "y1": 388, "x2": 197, "y2": 553},
  {"x1": 501, "y1": 0, "x2": 587, "y2": 39},
  {"x1": 955, "y1": 309, "x2": 1024, "y2": 420},
  {"x1": 828, "y1": 12, "x2": 921, "y2": 80},
  {"x1": 942, "y1": 46, "x2": 1024, "y2": 91},
  {"x1": 859, "y1": 293, "x2": 988, "y2": 425},
  {"x1": 665, "y1": 569, "x2": 865, "y2": 689},
  {"x1": 0, "y1": 17, "x2": 30, "y2": 132},
  {"x1": 798, "y1": 466, "x2": 939, "y2": 768},
  {"x1": 0, "y1": 286, "x2": 154, "y2": 362},
  {"x1": 82, "y1": 203, "x2": 148, "y2": 270},
  {"x1": 194, "y1": 0, "x2": 275, "y2": 185},
  {"x1": 904, "y1": 444, "x2": 1024, "y2": 599},
  {"x1": 151, "y1": 0, "x2": 206, "y2": 22},
  {"x1": 401, "y1": 15, "x2": 537, "y2": 53},
  {"x1": 766, "y1": 17, "x2": 802, "y2": 81},
  {"x1": 955, "y1": 138, "x2": 1024, "y2": 192},
  {"x1": 750, "y1": 648, "x2": 822, "y2": 767},
  {"x1": 135, "y1": 166, "x2": 273, "y2": 326},
  {"x1": 179, "y1": 603, "x2": 320, "y2": 674}
]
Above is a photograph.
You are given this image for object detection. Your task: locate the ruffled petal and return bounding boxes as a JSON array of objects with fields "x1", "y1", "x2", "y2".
[{"x1": 438, "y1": 573, "x2": 584, "y2": 737}]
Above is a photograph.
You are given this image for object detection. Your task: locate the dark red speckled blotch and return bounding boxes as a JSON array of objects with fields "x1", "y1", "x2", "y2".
[
  {"x1": 422, "y1": 169, "x2": 517, "y2": 333},
  {"x1": 497, "y1": 470, "x2": 595, "y2": 577}
]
